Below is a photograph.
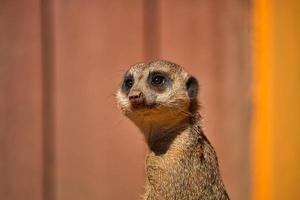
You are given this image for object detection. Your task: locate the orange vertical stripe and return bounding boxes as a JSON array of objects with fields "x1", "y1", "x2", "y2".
[{"x1": 252, "y1": 0, "x2": 274, "y2": 199}]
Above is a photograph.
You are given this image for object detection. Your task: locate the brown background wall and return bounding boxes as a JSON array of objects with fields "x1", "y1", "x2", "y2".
[{"x1": 0, "y1": 1, "x2": 251, "y2": 200}]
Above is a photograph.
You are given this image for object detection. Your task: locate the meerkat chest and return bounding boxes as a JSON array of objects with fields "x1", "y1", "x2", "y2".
[
  {"x1": 146, "y1": 146, "x2": 198, "y2": 183},
  {"x1": 145, "y1": 149, "x2": 204, "y2": 200},
  {"x1": 146, "y1": 152, "x2": 188, "y2": 192},
  {"x1": 145, "y1": 131, "x2": 199, "y2": 185}
]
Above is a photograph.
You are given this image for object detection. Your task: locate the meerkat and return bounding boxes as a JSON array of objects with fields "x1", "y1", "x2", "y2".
[{"x1": 116, "y1": 60, "x2": 229, "y2": 200}]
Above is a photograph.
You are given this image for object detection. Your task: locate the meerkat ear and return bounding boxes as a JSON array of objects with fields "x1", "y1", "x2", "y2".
[{"x1": 186, "y1": 76, "x2": 199, "y2": 100}]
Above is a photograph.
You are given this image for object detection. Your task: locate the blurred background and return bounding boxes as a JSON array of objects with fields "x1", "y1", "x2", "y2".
[{"x1": 0, "y1": 0, "x2": 299, "y2": 200}]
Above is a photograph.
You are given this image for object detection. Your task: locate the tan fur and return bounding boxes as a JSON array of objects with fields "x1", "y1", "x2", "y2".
[{"x1": 116, "y1": 60, "x2": 229, "y2": 200}]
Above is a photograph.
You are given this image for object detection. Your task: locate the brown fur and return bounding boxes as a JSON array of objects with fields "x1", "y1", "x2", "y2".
[{"x1": 116, "y1": 60, "x2": 229, "y2": 200}]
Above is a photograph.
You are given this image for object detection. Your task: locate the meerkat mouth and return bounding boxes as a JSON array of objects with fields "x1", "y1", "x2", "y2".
[{"x1": 130, "y1": 103, "x2": 157, "y2": 111}]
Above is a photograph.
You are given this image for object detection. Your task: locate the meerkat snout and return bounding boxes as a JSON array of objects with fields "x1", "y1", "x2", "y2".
[{"x1": 128, "y1": 90, "x2": 144, "y2": 108}]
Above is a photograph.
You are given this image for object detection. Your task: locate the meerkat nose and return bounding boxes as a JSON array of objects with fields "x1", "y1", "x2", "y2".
[{"x1": 128, "y1": 91, "x2": 144, "y2": 107}]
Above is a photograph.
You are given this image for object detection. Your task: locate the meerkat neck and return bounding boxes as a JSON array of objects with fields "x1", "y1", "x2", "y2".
[{"x1": 139, "y1": 113, "x2": 200, "y2": 155}]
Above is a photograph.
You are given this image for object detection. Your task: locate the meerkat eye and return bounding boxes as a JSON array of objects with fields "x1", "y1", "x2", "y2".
[
  {"x1": 125, "y1": 79, "x2": 133, "y2": 88},
  {"x1": 151, "y1": 74, "x2": 166, "y2": 86},
  {"x1": 125, "y1": 78, "x2": 134, "y2": 88},
  {"x1": 122, "y1": 75, "x2": 134, "y2": 91}
]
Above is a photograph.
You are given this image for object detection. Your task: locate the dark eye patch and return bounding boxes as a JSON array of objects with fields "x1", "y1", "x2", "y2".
[
  {"x1": 122, "y1": 74, "x2": 134, "y2": 92},
  {"x1": 148, "y1": 71, "x2": 170, "y2": 91}
]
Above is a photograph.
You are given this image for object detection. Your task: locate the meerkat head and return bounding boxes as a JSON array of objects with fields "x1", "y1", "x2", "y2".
[{"x1": 116, "y1": 60, "x2": 199, "y2": 134}]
